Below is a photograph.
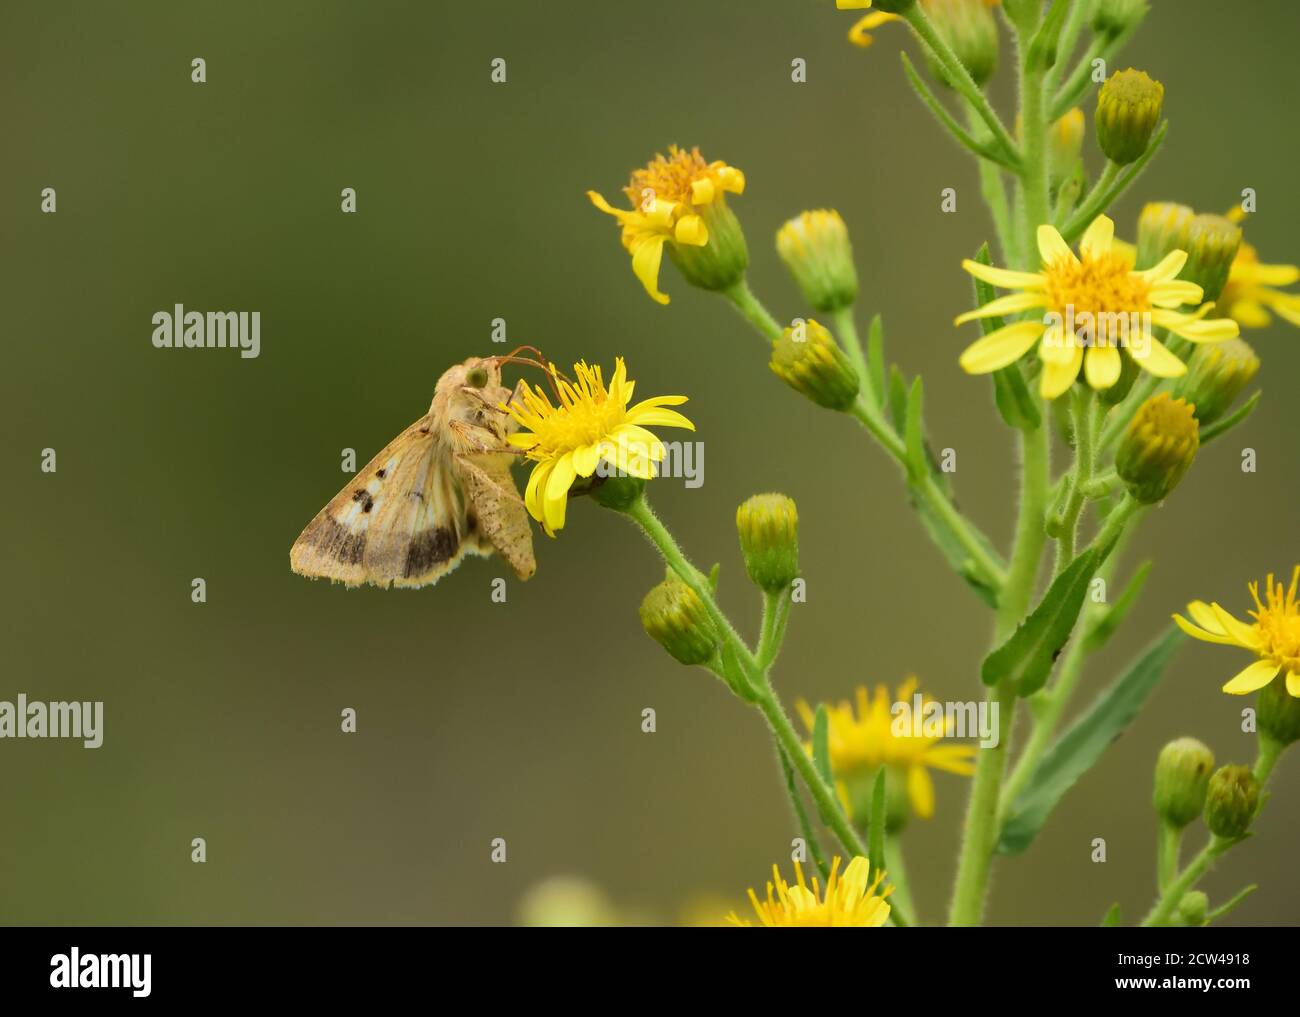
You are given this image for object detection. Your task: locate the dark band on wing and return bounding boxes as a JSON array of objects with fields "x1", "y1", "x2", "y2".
[
  {"x1": 404, "y1": 528, "x2": 458, "y2": 577},
  {"x1": 314, "y1": 516, "x2": 366, "y2": 565}
]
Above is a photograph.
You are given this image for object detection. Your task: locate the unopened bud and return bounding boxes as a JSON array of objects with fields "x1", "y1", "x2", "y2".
[
  {"x1": 1116, "y1": 393, "x2": 1198, "y2": 504},
  {"x1": 1096, "y1": 69, "x2": 1163, "y2": 165},
  {"x1": 1153, "y1": 737, "x2": 1215, "y2": 828}
]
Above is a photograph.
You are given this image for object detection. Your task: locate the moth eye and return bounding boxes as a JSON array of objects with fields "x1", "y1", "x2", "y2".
[{"x1": 465, "y1": 367, "x2": 489, "y2": 388}]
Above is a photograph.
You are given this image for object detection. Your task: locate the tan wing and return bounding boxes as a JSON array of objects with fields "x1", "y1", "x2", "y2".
[
  {"x1": 290, "y1": 417, "x2": 474, "y2": 589},
  {"x1": 455, "y1": 450, "x2": 535, "y2": 581}
]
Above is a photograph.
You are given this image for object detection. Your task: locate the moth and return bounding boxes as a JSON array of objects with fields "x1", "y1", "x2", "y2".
[{"x1": 290, "y1": 355, "x2": 536, "y2": 588}]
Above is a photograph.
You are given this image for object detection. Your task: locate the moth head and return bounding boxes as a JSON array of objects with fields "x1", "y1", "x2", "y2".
[{"x1": 436, "y1": 356, "x2": 502, "y2": 395}]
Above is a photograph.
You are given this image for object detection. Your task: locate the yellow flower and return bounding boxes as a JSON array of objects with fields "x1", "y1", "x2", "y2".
[
  {"x1": 956, "y1": 215, "x2": 1240, "y2": 400},
  {"x1": 504, "y1": 358, "x2": 694, "y2": 535},
  {"x1": 587, "y1": 146, "x2": 745, "y2": 305},
  {"x1": 796, "y1": 678, "x2": 977, "y2": 819},
  {"x1": 1174, "y1": 566, "x2": 1300, "y2": 698},
  {"x1": 727, "y1": 856, "x2": 891, "y2": 927},
  {"x1": 1218, "y1": 240, "x2": 1300, "y2": 330}
]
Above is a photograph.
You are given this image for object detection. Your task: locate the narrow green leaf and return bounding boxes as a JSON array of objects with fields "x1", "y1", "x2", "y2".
[
  {"x1": 981, "y1": 543, "x2": 1107, "y2": 695},
  {"x1": 868, "y1": 769, "x2": 886, "y2": 882},
  {"x1": 907, "y1": 485, "x2": 1000, "y2": 608},
  {"x1": 1101, "y1": 903, "x2": 1122, "y2": 927},
  {"x1": 997, "y1": 627, "x2": 1184, "y2": 854},
  {"x1": 1200, "y1": 391, "x2": 1261, "y2": 445},
  {"x1": 888, "y1": 365, "x2": 908, "y2": 435},
  {"x1": 867, "y1": 314, "x2": 886, "y2": 406},
  {"x1": 904, "y1": 378, "x2": 926, "y2": 481},
  {"x1": 707, "y1": 562, "x2": 721, "y2": 594},
  {"x1": 779, "y1": 749, "x2": 830, "y2": 882},
  {"x1": 1084, "y1": 560, "x2": 1152, "y2": 653},
  {"x1": 1027, "y1": 0, "x2": 1070, "y2": 71},
  {"x1": 1207, "y1": 885, "x2": 1257, "y2": 923}
]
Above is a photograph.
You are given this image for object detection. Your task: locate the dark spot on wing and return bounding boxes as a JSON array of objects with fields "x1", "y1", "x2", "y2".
[
  {"x1": 403, "y1": 527, "x2": 458, "y2": 577},
  {"x1": 351, "y1": 489, "x2": 374, "y2": 512},
  {"x1": 377, "y1": 468, "x2": 387, "y2": 479},
  {"x1": 315, "y1": 517, "x2": 365, "y2": 565}
]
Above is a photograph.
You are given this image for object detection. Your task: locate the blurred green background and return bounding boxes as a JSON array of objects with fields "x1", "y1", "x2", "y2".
[{"x1": 4, "y1": 0, "x2": 1298, "y2": 926}]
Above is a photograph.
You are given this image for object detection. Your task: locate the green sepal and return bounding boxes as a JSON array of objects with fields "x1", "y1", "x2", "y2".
[{"x1": 997, "y1": 627, "x2": 1184, "y2": 854}]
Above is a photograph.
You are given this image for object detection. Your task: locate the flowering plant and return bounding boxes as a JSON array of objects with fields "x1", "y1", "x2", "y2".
[{"x1": 530, "y1": 0, "x2": 1300, "y2": 926}]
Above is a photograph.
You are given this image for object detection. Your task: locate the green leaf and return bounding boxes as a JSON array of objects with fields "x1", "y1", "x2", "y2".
[
  {"x1": 981, "y1": 543, "x2": 1108, "y2": 695},
  {"x1": 1027, "y1": 0, "x2": 1070, "y2": 71},
  {"x1": 867, "y1": 314, "x2": 886, "y2": 406},
  {"x1": 887, "y1": 365, "x2": 908, "y2": 435},
  {"x1": 997, "y1": 627, "x2": 1184, "y2": 855},
  {"x1": 904, "y1": 378, "x2": 927, "y2": 481},
  {"x1": 1207, "y1": 885, "x2": 1257, "y2": 924},
  {"x1": 1101, "y1": 903, "x2": 1122, "y2": 927},
  {"x1": 1200, "y1": 391, "x2": 1261, "y2": 445},
  {"x1": 907, "y1": 485, "x2": 1000, "y2": 608},
  {"x1": 868, "y1": 769, "x2": 886, "y2": 882},
  {"x1": 1084, "y1": 560, "x2": 1152, "y2": 653}
]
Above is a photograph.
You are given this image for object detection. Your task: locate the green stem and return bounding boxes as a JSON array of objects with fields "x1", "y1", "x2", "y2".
[
  {"x1": 778, "y1": 748, "x2": 831, "y2": 881},
  {"x1": 830, "y1": 307, "x2": 870, "y2": 402},
  {"x1": 723, "y1": 280, "x2": 785, "y2": 344},
  {"x1": 1054, "y1": 389, "x2": 1097, "y2": 571},
  {"x1": 884, "y1": 833, "x2": 918, "y2": 925},
  {"x1": 756, "y1": 589, "x2": 791, "y2": 671},
  {"x1": 1050, "y1": 35, "x2": 1106, "y2": 119},
  {"x1": 901, "y1": 52, "x2": 1019, "y2": 171},
  {"x1": 1061, "y1": 124, "x2": 1168, "y2": 244},
  {"x1": 1019, "y1": 50, "x2": 1051, "y2": 267},
  {"x1": 1043, "y1": 0, "x2": 1091, "y2": 95},
  {"x1": 903, "y1": 5, "x2": 1019, "y2": 163},
  {"x1": 1157, "y1": 820, "x2": 1182, "y2": 893},
  {"x1": 849, "y1": 397, "x2": 908, "y2": 463},
  {"x1": 968, "y1": 104, "x2": 1020, "y2": 266}
]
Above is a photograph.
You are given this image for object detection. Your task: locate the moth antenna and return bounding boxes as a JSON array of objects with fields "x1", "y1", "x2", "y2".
[{"x1": 489, "y1": 347, "x2": 570, "y2": 402}]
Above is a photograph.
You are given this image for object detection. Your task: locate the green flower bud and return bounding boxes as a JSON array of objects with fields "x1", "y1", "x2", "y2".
[
  {"x1": 776, "y1": 210, "x2": 858, "y2": 313},
  {"x1": 1092, "y1": 0, "x2": 1149, "y2": 39},
  {"x1": 1177, "y1": 890, "x2": 1209, "y2": 927},
  {"x1": 842, "y1": 766, "x2": 911, "y2": 834},
  {"x1": 770, "y1": 319, "x2": 860, "y2": 412},
  {"x1": 1096, "y1": 69, "x2": 1164, "y2": 165},
  {"x1": 1203, "y1": 764, "x2": 1260, "y2": 840},
  {"x1": 1048, "y1": 108, "x2": 1085, "y2": 189},
  {"x1": 1258, "y1": 675, "x2": 1300, "y2": 748},
  {"x1": 1136, "y1": 202, "x2": 1195, "y2": 272},
  {"x1": 736, "y1": 493, "x2": 799, "y2": 594},
  {"x1": 1175, "y1": 338, "x2": 1260, "y2": 427},
  {"x1": 639, "y1": 572, "x2": 718, "y2": 667},
  {"x1": 1180, "y1": 214, "x2": 1243, "y2": 304},
  {"x1": 1153, "y1": 737, "x2": 1215, "y2": 828},
  {"x1": 589, "y1": 474, "x2": 647, "y2": 512},
  {"x1": 666, "y1": 200, "x2": 748, "y2": 294},
  {"x1": 920, "y1": 0, "x2": 1000, "y2": 88},
  {"x1": 1116, "y1": 393, "x2": 1199, "y2": 504}
]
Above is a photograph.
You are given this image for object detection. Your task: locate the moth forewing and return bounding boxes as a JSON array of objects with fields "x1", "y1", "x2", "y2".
[{"x1": 290, "y1": 358, "x2": 535, "y2": 589}]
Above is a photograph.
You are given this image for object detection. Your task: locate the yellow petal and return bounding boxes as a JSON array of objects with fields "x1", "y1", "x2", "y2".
[
  {"x1": 674, "y1": 214, "x2": 708, "y2": 246},
  {"x1": 907, "y1": 765, "x2": 935, "y2": 820},
  {"x1": 586, "y1": 189, "x2": 632, "y2": 224},
  {"x1": 714, "y1": 165, "x2": 745, "y2": 195},
  {"x1": 571, "y1": 443, "x2": 602, "y2": 478},
  {"x1": 690, "y1": 177, "x2": 715, "y2": 205},
  {"x1": 1157, "y1": 313, "x2": 1240, "y2": 344},
  {"x1": 1037, "y1": 224, "x2": 1077, "y2": 267},
  {"x1": 1247, "y1": 262, "x2": 1300, "y2": 286},
  {"x1": 1129, "y1": 334, "x2": 1187, "y2": 378},
  {"x1": 1222, "y1": 658, "x2": 1280, "y2": 695},
  {"x1": 953, "y1": 291, "x2": 1048, "y2": 325},
  {"x1": 1209, "y1": 603, "x2": 1261, "y2": 648},
  {"x1": 542, "y1": 453, "x2": 577, "y2": 532},
  {"x1": 630, "y1": 235, "x2": 670, "y2": 305},
  {"x1": 1039, "y1": 342, "x2": 1083, "y2": 399},
  {"x1": 626, "y1": 406, "x2": 695, "y2": 430},
  {"x1": 524, "y1": 460, "x2": 553, "y2": 524},
  {"x1": 1227, "y1": 299, "x2": 1272, "y2": 328},
  {"x1": 960, "y1": 260, "x2": 1047, "y2": 290},
  {"x1": 1084, "y1": 344, "x2": 1122, "y2": 389},
  {"x1": 1188, "y1": 600, "x2": 1228, "y2": 635},
  {"x1": 1137, "y1": 249, "x2": 1188, "y2": 283},
  {"x1": 1288, "y1": 672, "x2": 1300, "y2": 698},
  {"x1": 1080, "y1": 215, "x2": 1115, "y2": 260},
  {"x1": 1173, "y1": 612, "x2": 1237, "y2": 645},
  {"x1": 1149, "y1": 280, "x2": 1204, "y2": 308},
  {"x1": 957, "y1": 321, "x2": 1044, "y2": 374}
]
